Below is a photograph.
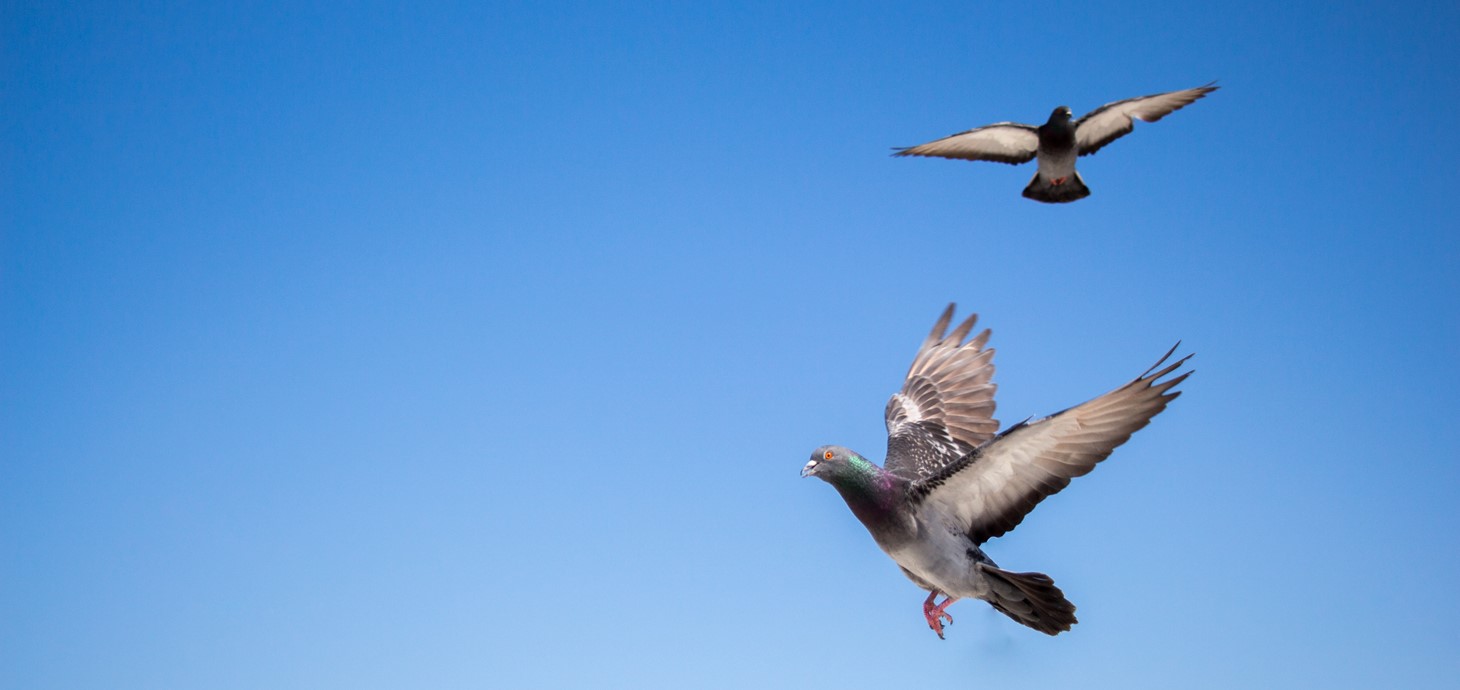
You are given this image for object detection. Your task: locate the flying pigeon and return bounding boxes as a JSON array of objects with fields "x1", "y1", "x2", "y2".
[
  {"x1": 893, "y1": 84, "x2": 1217, "y2": 203},
  {"x1": 802, "y1": 305, "x2": 1190, "y2": 637}
]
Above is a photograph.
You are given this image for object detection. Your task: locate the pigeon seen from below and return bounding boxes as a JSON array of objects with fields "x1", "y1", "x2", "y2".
[
  {"x1": 894, "y1": 83, "x2": 1217, "y2": 203},
  {"x1": 802, "y1": 305, "x2": 1190, "y2": 637}
]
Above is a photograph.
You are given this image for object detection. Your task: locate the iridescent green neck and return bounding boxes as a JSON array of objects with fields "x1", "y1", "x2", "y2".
[
  {"x1": 846, "y1": 454, "x2": 879, "y2": 477},
  {"x1": 831, "y1": 454, "x2": 898, "y2": 514}
]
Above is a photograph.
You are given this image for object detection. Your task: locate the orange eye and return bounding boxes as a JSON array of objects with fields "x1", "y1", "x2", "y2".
[{"x1": 823, "y1": 450, "x2": 834, "y2": 460}]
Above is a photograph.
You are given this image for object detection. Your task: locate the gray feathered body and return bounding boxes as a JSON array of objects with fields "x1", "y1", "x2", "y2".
[
  {"x1": 1023, "y1": 112, "x2": 1090, "y2": 203},
  {"x1": 879, "y1": 462, "x2": 1075, "y2": 635},
  {"x1": 878, "y1": 500, "x2": 996, "y2": 599}
]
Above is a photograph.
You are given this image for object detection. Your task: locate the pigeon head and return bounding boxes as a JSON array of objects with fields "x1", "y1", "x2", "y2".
[
  {"x1": 802, "y1": 445, "x2": 872, "y2": 481},
  {"x1": 1047, "y1": 105, "x2": 1074, "y2": 123}
]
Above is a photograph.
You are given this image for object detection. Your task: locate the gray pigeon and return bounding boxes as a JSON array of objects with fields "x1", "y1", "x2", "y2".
[
  {"x1": 894, "y1": 84, "x2": 1217, "y2": 203},
  {"x1": 802, "y1": 305, "x2": 1190, "y2": 637}
]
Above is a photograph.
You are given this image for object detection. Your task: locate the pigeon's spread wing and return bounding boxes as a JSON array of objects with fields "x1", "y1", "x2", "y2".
[
  {"x1": 893, "y1": 123, "x2": 1039, "y2": 164},
  {"x1": 911, "y1": 346, "x2": 1191, "y2": 544},
  {"x1": 884, "y1": 304, "x2": 1000, "y2": 481},
  {"x1": 1074, "y1": 84, "x2": 1217, "y2": 156}
]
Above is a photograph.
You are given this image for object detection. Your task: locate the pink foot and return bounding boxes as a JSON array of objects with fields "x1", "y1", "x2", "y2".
[
  {"x1": 922, "y1": 591, "x2": 958, "y2": 639},
  {"x1": 1051, "y1": 176, "x2": 1067, "y2": 186}
]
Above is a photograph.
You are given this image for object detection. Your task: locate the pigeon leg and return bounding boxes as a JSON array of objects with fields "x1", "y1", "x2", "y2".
[
  {"x1": 1051, "y1": 176, "x2": 1068, "y2": 186},
  {"x1": 922, "y1": 592, "x2": 958, "y2": 639}
]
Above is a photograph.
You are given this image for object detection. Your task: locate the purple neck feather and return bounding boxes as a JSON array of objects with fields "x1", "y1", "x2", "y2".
[{"x1": 832, "y1": 457, "x2": 901, "y2": 524}]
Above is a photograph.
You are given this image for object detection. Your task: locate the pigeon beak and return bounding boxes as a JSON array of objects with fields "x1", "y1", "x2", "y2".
[{"x1": 800, "y1": 459, "x2": 819, "y2": 478}]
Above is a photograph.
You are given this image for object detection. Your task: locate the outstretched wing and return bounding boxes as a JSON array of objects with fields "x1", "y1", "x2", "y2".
[
  {"x1": 893, "y1": 123, "x2": 1039, "y2": 165},
  {"x1": 1075, "y1": 84, "x2": 1218, "y2": 156},
  {"x1": 911, "y1": 345, "x2": 1191, "y2": 544},
  {"x1": 884, "y1": 304, "x2": 1000, "y2": 480}
]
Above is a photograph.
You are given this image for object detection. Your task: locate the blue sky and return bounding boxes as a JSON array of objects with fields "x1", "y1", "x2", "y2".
[{"x1": 4, "y1": 1, "x2": 1458, "y2": 687}]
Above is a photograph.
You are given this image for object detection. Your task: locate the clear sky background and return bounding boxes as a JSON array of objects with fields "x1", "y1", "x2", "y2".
[{"x1": 4, "y1": 1, "x2": 1459, "y2": 688}]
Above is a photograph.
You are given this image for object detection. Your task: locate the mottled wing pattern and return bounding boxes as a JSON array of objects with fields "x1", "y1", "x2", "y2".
[
  {"x1": 893, "y1": 123, "x2": 1040, "y2": 165},
  {"x1": 883, "y1": 304, "x2": 1000, "y2": 480},
  {"x1": 1074, "y1": 84, "x2": 1218, "y2": 156},
  {"x1": 911, "y1": 345, "x2": 1191, "y2": 544}
]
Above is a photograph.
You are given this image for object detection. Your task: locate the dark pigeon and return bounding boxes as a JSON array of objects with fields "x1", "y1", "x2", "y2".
[
  {"x1": 894, "y1": 84, "x2": 1217, "y2": 203},
  {"x1": 802, "y1": 304, "x2": 1191, "y2": 637}
]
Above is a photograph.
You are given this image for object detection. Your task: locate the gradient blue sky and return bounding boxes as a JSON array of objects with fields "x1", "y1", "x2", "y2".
[{"x1": 4, "y1": 1, "x2": 1459, "y2": 688}]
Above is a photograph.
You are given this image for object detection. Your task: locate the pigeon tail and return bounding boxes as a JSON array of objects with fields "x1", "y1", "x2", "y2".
[
  {"x1": 1022, "y1": 171, "x2": 1090, "y2": 204},
  {"x1": 979, "y1": 564, "x2": 1078, "y2": 635}
]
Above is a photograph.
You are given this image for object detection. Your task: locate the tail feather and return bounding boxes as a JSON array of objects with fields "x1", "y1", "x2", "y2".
[
  {"x1": 1021, "y1": 171, "x2": 1091, "y2": 204},
  {"x1": 979, "y1": 564, "x2": 1078, "y2": 635}
]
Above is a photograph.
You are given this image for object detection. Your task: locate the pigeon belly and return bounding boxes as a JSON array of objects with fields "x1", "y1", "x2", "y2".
[
  {"x1": 1035, "y1": 147, "x2": 1077, "y2": 183},
  {"x1": 884, "y1": 514, "x2": 994, "y2": 601}
]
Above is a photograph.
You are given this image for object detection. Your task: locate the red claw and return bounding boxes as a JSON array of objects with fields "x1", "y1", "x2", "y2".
[{"x1": 922, "y1": 592, "x2": 958, "y2": 639}]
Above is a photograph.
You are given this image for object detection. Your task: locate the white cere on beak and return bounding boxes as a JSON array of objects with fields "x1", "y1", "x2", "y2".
[{"x1": 802, "y1": 459, "x2": 819, "y2": 474}]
